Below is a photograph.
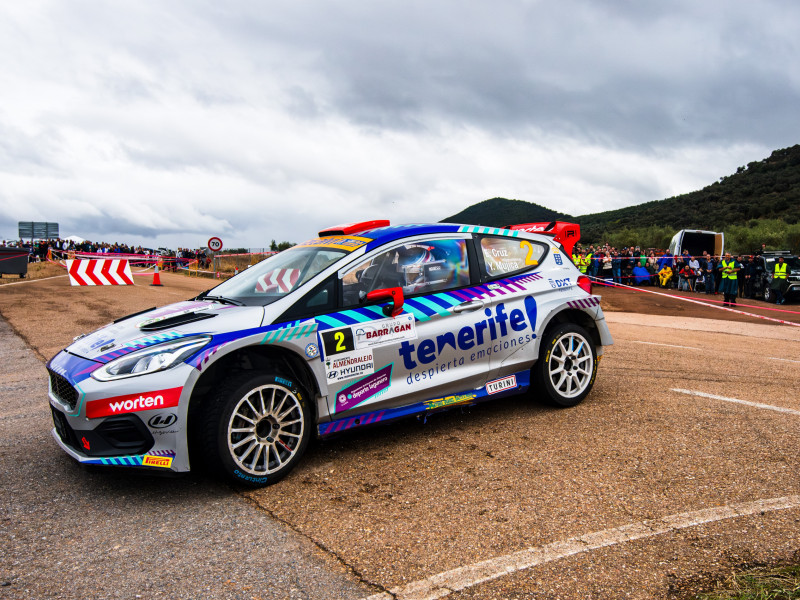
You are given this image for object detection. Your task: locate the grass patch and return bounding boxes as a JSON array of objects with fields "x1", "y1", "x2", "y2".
[{"x1": 695, "y1": 565, "x2": 800, "y2": 599}]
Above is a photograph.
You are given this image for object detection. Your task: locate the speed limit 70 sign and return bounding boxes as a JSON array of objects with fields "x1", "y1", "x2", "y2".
[{"x1": 207, "y1": 237, "x2": 223, "y2": 252}]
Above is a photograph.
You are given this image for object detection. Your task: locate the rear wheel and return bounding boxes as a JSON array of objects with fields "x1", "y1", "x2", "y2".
[
  {"x1": 533, "y1": 323, "x2": 597, "y2": 408},
  {"x1": 763, "y1": 286, "x2": 775, "y2": 303},
  {"x1": 201, "y1": 373, "x2": 312, "y2": 487}
]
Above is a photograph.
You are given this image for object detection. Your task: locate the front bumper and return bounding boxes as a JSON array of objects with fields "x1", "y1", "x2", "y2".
[{"x1": 47, "y1": 350, "x2": 193, "y2": 472}]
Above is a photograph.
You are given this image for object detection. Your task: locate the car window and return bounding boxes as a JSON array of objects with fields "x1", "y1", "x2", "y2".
[
  {"x1": 277, "y1": 275, "x2": 337, "y2": 321},
  {"x1": 479, "y1": 237, "x2": 547, "y2": 278},
  {"x1": 342, "y1": 238, "x2": 470, "y2": 306},
  {"x1": 209, "y1": 247, "x2": 346, "y2": 306}
]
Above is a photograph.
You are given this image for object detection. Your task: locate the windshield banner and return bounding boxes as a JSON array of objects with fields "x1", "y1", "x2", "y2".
[{"x1": 293, "y1": 236, "x2": 372, "y2": 252}]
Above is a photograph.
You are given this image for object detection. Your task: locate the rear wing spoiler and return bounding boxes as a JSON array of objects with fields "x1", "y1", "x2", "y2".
[{"x1": 505, "y1": 221, "x2": 581, "y2": 256}]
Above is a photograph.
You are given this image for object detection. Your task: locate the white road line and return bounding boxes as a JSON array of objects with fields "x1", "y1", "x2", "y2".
[
  {"x1": 631, "y1": 341, "x2": 701, "y2": 350},
  {"x1": 768, "y1": 357, "x2": 800, "y2": 364},
  {"x1": 671, "y1": 388, "x2": 800, "y2": 417},
  {"x1": 0, "y1": 274, "x2": 68, "y2": 287},
  {"x1": 362, "y1": 495, "x2": 800, "y2": 600}
]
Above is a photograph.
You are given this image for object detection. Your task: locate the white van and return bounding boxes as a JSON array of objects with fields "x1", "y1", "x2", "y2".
[{"x1": 668, "y1": 229, "x2": 724, "y2": 258}]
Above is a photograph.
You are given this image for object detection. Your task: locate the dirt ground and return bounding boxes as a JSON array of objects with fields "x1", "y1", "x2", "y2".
[
  {"x1": 1, "y1": 265, "x2": 798, "y2": 360},
  {"x1": 1, "y1": 269, "x2": 800, "y2": 599}
]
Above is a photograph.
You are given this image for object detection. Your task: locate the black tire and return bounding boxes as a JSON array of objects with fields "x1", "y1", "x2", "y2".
[
  {"x1": 763, "y1": 286, "x2": 775, "y2": 303},
  {"x1": 532, "y1": 323, "x2": 598, "y2": 408},
  {"x1": 200, "y1": 372, "x2": 312, "y2": 487}
]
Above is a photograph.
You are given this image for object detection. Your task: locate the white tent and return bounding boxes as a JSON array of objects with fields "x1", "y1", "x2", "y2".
[{"x1": 64, "y1": 235, "x2": 85, "y2": 243}]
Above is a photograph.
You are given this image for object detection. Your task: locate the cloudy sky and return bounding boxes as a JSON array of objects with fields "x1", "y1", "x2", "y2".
[{"x1": 1, "y1": 0, "x2": 798, "y2": 250}]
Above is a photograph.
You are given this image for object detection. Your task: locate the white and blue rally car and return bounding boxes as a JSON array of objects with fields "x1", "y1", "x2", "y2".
[{"x1": 47, "y1": 221, "x2": 613, "y2": 486}]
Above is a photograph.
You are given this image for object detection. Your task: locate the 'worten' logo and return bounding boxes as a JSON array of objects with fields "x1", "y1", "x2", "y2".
[
  {"x1": 148, "y1": 413, "x2": 178, "y2": 429},
  {"x1": 86, "y1": 387, "x2": 182, "y2": 419}
]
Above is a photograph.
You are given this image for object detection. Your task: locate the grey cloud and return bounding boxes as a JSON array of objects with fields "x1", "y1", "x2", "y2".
[
  {"x1": 2, "y1": 0, "x2": 798, "y2": 248},
  {"x1": 214, "y1": 0, "x2": 800, "y2": 150}
]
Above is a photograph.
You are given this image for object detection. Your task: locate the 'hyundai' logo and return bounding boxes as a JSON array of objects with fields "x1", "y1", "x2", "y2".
[{"x1": 148, "y1": 413, "x2": 178, "y2": 429}]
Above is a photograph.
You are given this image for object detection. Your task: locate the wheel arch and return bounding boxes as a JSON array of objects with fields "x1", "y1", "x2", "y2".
[
  {"x1": 185, "y1": 344, "x2": 320, "y2": 458},
  {"x1": 538, "y1": 308, "x2": 603, "y2": 353}
]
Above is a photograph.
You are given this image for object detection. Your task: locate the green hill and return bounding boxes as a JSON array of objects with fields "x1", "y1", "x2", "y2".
[
  {"x1": 442, "y1": 145, "x2": 800, "y2": 253},
  {"x1": 444, "y1": 198, "x2": 570, "y2": 227},
  {"x1": 576, "y1": 144, "x2": 800, "y2": 241}
]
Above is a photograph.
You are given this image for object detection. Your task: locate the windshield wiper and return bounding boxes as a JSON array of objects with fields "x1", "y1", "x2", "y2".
[{"x1": 202, "y1": 295, "x2": 244, "y2": 306}]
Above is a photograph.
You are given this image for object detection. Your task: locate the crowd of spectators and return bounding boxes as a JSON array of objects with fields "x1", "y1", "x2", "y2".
[
  {"x1": 176, "y1": 248, "x2": 210, "y2": 270},
  {"x1": 1, "y1": 238, "x2": 154, "y2": 263},
  {"x1": 571, "y1": 243, "x2": 771, "y2": 299},
  {"x1": 0, "y1": 238, "x2": 209, "y2": 270}
]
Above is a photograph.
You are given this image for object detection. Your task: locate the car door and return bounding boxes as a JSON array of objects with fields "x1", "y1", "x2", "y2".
[
  {"x1": 471, "y1": 234, "x2": 550, "y2": 385},
  {"x1": 316, "y1": 234, "x2": 495, "y2": 419}
]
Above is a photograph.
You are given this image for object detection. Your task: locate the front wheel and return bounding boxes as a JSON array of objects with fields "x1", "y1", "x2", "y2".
[
  {"x1": 533, "y1": 323, "x2": 598, "y2": 408},
  {"x1": 201, "y1": 373, "x2": 312, "y2": 487}
]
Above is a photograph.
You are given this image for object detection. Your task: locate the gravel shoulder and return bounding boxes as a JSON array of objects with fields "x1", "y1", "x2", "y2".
[{"x1": 0, "y1": 280, "x2": 375, "y2": 600}]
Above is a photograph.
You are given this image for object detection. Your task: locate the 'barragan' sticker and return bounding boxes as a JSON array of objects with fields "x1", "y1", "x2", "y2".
[
  {"x1": 293, "y1": 236, "x2": 372, "y2": 252},
  {"x1": 354, "y1": 314, "x2": 416, "y2": 350}
]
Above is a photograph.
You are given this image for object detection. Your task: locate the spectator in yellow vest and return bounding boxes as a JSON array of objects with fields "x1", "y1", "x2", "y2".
[
  {"x1": 718, "y1": 252, "x2": 742, "y2": 306},
  {"x1": 771, "y1": 256, "x2": 788, "y2": 304}
]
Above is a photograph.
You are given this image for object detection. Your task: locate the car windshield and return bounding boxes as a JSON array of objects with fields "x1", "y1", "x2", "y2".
[{"x1": 206, "y1": 246, "x2": 347, "y2": 306}]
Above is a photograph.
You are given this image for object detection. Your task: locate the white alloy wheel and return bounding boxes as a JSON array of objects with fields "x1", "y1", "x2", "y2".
[
  {"x1": 545, "y1": 331, "x2": 594, "y2": 399},
  {"x1": 534, "y1": 323, "x2": 598, "y2": 407}
]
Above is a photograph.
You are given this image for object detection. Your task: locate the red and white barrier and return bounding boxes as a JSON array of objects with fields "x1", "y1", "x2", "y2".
[
  {"x1": 67, "y1": 259, "x2": 134, "y2": 286},
  {"x1": 256, "y1": 269, "x2": 299, "y2": 293}
]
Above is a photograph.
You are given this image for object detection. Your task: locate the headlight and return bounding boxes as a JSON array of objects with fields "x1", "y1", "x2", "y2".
[{"x1": 91, "y1": 336, "x2": 211, "y2": 382}]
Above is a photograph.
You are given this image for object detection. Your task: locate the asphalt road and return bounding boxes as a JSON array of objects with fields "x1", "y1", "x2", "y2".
[
  {"x1": 0, "y1": 315, "x2": 374, "y2": 600},
  {"x1": 1, "y1": 272, "x2": 800, "y2": 599}
]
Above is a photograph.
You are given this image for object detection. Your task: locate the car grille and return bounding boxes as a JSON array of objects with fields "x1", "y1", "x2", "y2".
[
  {"x1": 51, "y1": 406, "x2": 155, "y2": 457},
  {"x1": 51, "y1": 405, "x2": 80, "y2": 452},
  {"x1": 48, "y1": 370, "x2": 79, "y2": 411}
]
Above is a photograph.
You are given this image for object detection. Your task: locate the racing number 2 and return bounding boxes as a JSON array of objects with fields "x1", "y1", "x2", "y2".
[
  {"x1": 520, "y1": 241, "x2": 538, "y2": 266},
  {"x1": 334, "y1": 331, "x2": 346, "y2": 352},
  {"x1": 321, "y1": 327, "x2": 355, "y2": 357}
]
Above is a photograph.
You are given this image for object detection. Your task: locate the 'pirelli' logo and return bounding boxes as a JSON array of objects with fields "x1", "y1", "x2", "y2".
[{"x1": 143, "y1": 455, "x2": 173, "y2": 468}]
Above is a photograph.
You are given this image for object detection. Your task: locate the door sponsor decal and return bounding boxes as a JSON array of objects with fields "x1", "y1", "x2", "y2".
[
  {"x1": 321, "y1": 314, "x2": 416, "y2": 358},
  {"x1": 399, "y1": 296, "x2": 538, "y2": 385},
  {"x1": 86, "y1": 387, "x2": 182, "y2": 419},
  {"x1": 354, "y1": 314, "x2": 416, "y2": 349},
  {"x1": 336, "y1": 364, "x2": 392, "y2": 412},
  {"x1": 325, "y1": 349, "x2": 375, "y2": 383},
  {"x1": 486, "y1": 375, "x2": 517, "y2": 395}
]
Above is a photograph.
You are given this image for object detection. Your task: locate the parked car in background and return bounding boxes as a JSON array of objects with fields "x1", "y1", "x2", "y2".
[{"x1": 753, "y1": 251, "x2": 800, "y2": 303}]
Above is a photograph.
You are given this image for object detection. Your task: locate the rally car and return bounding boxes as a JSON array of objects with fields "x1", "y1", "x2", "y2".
[{"x1": 47, "y1": 220, "x2": 613, "y2": 487}]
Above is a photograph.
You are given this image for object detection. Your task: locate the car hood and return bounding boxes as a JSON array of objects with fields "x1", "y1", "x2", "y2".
[{"x1": 66, "y1": 300, "x2": 265, "y2": 363}]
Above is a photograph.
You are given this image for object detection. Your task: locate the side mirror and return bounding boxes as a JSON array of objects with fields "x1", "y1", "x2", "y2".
[{"x1": 364, "y1": 287, "x2": 404, "y2": 317}]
